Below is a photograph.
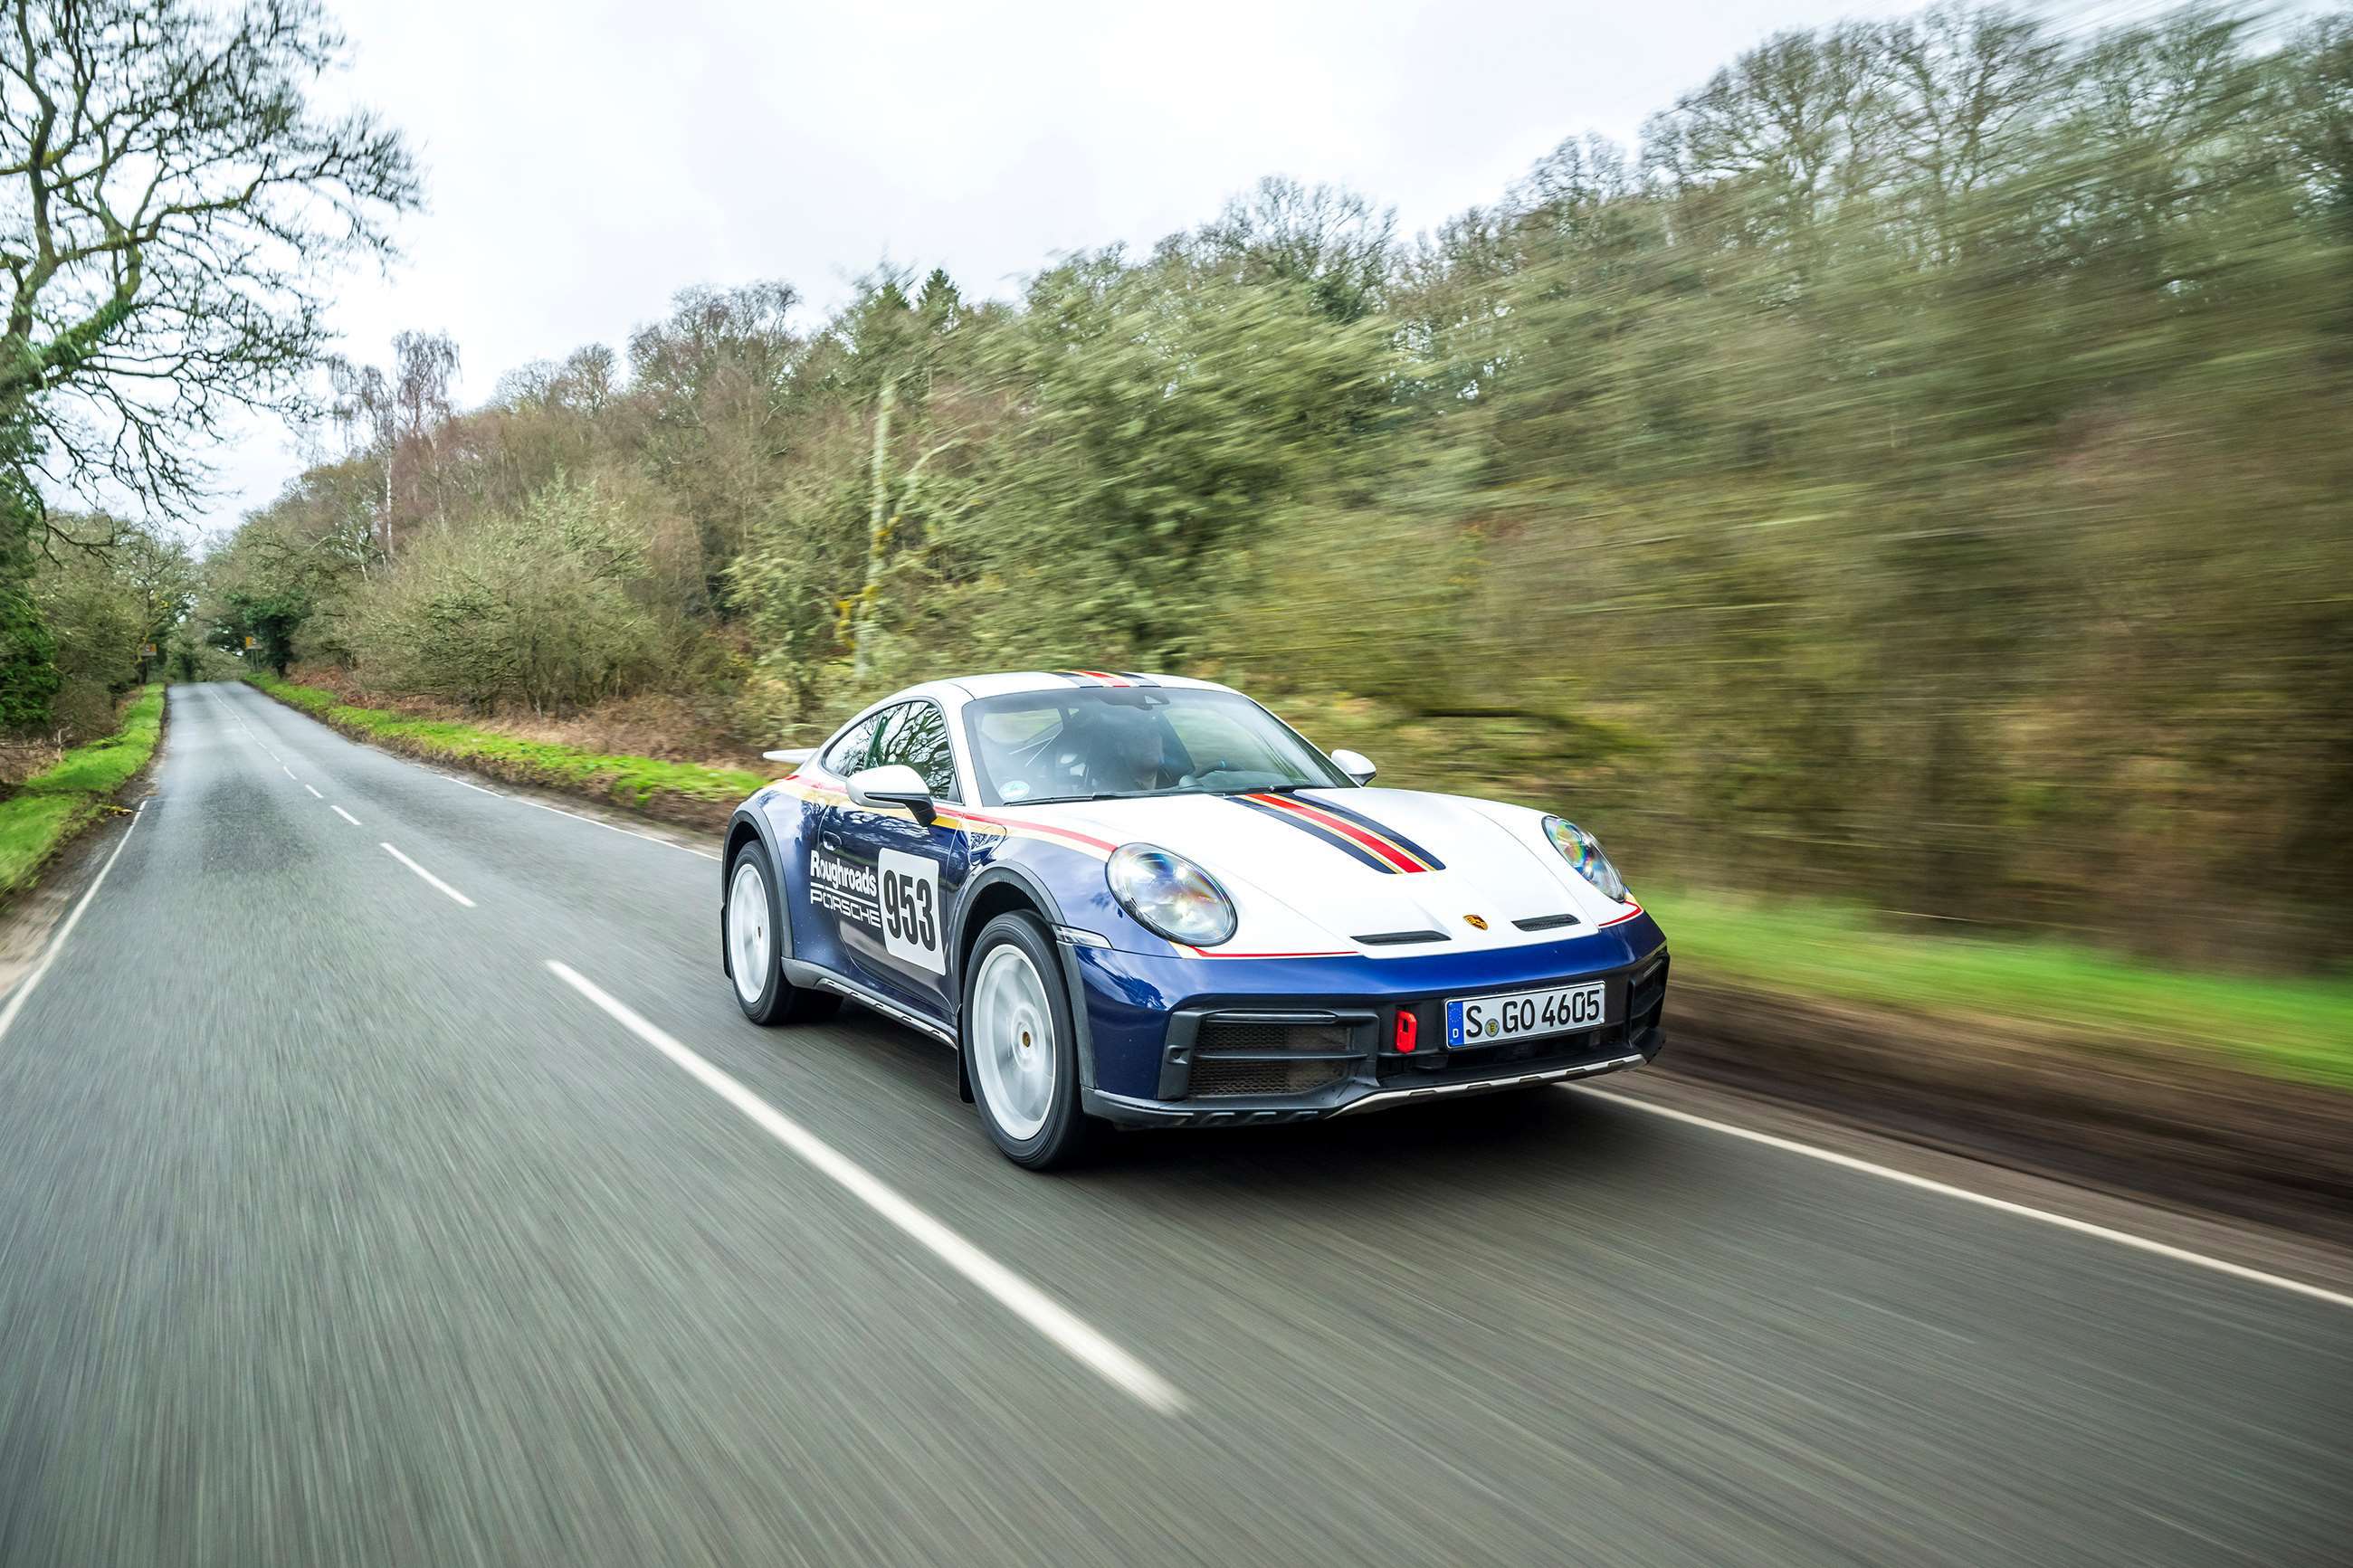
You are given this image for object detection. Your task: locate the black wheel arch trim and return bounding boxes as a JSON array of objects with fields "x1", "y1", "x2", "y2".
[
  {"x1": 721, "y1": 802, "x2": 795, "y2": 977},
  {"x1": 954, "y1": 861, "x2": 1097, "y2": 1097}
]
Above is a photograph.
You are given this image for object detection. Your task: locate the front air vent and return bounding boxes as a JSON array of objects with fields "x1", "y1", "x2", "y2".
[
  {"x1": 1190, "y1": 1058, "x2": 1350, "y2": 1098},
  {"x1": 1512, "y1": 913, "x2": 1582, "y2": 932},
  {"x1": 1354, "y1": 928, "x2": 1448, "y2": 946},
  {"x1": 1196, "y1": 1019, "x2": 1352, "y2": 1055}
]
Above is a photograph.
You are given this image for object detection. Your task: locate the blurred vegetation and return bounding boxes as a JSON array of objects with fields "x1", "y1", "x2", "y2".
[
  {"x1": 1642, "y1": 887, "x2": 2353, "y2": 1088},
  {"x1": 203, "y1": 5, "x2": 2353, "y2": 971},
  {"x1": 0, "y1": 684, "x2": 161, "y2": 893}
]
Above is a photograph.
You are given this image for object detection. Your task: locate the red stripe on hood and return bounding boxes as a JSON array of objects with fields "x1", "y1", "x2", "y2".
[{"x1": 1247, "y1": 794, "x2": 1426, "y2": 874}]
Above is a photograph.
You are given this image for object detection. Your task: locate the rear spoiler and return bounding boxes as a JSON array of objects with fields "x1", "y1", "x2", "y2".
[{"x1": 762, "y1": 747, "x2": 815, "y2": 766}]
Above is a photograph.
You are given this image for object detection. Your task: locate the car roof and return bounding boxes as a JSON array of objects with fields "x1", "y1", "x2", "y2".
[{"x1": 929, "y1": 670, "x2": 1233, "y2": 702}]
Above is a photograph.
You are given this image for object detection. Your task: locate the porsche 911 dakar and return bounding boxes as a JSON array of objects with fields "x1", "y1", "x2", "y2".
[{"x1": 720, "y1": 671, "x2": 1668, "y2": 1167}]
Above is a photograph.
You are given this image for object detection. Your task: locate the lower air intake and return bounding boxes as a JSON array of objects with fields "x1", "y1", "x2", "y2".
[
  {"x1": 1189, "y1": 1058, "x2": 1350, "y2": 1098},
  {"x1": 1196, "y1": 1020, "x2": 1351, "y2": 1054}
]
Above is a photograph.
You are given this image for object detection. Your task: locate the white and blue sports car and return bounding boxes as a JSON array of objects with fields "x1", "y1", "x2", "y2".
[{"x1": 721, "y1": 671, "x2": 1668, "y2": 1167}]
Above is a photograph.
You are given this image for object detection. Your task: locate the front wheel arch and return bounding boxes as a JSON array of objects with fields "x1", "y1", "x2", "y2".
[
  {"x1": 951, "y1": 864, "x2": 1096, "y2": 1100},
  {"x1": 961, "y1": 910, "x2": 1104, "y2": 1169}
]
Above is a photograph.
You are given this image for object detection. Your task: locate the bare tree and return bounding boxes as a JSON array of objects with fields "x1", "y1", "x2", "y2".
[
  {"x1": 1179, "y1": 176, "x2": 1397, "y2": 323},
  {"x1": 0, "y1": 0, "x2": 419, "y2": 539},
  {"x1": 331, "y1": 329, "x2": 458, "y2": 556},
  {"x1": 1642, "y1": 22, "x2": 1898, "y2": 247}
]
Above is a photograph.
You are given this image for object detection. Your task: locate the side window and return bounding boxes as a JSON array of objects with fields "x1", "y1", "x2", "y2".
[
  {"x1": 872, "y1": 700, "x2": 960, "y2": 803},
  {"x1": 821, "y1": 712, "x2": 881, "y2": 776}
]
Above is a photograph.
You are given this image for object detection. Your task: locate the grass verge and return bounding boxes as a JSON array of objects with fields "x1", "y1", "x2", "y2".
[
  {"x1": 246, "y1": 676, "x2": 767, "y2": 822},
  {"x1": 0, "y1": 684, "x2": 164, "y2": 894},
  {"x1": 1642, "y1": 887, "x2": 2353, "y2": 1091}
]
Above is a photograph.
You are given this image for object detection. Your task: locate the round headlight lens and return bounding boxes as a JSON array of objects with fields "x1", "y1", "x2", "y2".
[
  {"x1": 1106, "y1": 844, "x2": 1238, "y2": 946},
  {"x1": 1542, "y1": 816, "x2": 1628, "y2": 903}
]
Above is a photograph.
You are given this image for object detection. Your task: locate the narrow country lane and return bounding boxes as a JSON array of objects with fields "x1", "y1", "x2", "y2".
[{"x1": 0, "y1": 684, "x2": 2345, "y2": 1567}]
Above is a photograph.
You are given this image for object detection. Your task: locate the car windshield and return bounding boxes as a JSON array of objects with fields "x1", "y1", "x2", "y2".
[{"x1": 962, "y1": 687, "x2": 1352, "y2": 807}]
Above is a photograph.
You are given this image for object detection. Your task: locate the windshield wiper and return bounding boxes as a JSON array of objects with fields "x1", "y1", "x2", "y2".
[{"x1": 1207, "y1": 781, "x2": 1316, "y2": 796}]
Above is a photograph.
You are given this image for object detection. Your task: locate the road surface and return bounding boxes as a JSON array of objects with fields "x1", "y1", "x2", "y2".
[{"x1": 0, "y1": 682, "x2": 2345, "y2": 1566}]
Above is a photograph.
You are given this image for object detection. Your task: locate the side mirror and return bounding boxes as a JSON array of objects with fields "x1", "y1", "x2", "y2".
[
  {"x1": 846, "y1": 763, "x2": 936, "y2": 823},
  {"x1": 1329, "y1": 748, "x2": 1377, "y2": 785}
]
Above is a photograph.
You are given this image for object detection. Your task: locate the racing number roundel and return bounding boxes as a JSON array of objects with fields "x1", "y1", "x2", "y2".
[{"x1": 877, "y1": 848, "x2": 947, "y2": 974}]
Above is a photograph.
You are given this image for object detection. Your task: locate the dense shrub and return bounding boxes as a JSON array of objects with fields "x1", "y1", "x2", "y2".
[{"x1": 336, "y1": 479, "x2": 668, "y2": 712}]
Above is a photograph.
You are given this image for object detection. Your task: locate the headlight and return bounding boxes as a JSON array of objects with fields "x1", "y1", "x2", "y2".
[
  {"x1": 1106, "y1": 844, "x2": 1238, "y2": 946},
  {"x1": 1542, "y1": 816, "x2": 1628, "y2": 902}
]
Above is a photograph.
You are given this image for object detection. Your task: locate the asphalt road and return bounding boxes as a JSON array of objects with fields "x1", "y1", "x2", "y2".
[{"x1": 0, "y1": 682, "x2": 2345, "y2": 1567}]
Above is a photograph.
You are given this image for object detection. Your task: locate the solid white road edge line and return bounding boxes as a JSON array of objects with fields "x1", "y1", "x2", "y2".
[
  {"x1": 0, "y1": 802, "x2": 144, "y2": 1044},
  {"x1": 437, "y1": 773, "x2": 720, "y2": 861},
  {"x1": 1567, "y1": 1084, "x2": 2353, "y2": 1312},
  {"x1": 332, "y1": 805, "x2": 362, "y2": 826},
  {"x1": 545, "y1": 960, "x2": 1188, "y2": 1414},
  {"x1": 304, "y1": 784, "x2": 322, "y2": 799},
  {"x1": 380, "y1": 842, "x2": 477, "y2": 908}
]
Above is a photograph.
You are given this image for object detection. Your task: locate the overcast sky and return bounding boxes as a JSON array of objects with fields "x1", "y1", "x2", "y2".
[{"x1": 193, "y1": 0, "x2": 2119, "y2": 537}]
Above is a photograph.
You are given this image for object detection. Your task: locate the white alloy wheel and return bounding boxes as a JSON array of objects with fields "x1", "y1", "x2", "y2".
[
  {"x1": 729, "y1": 859, "x2": 772, "y2": 1005},
  {"x1": 970, "y1": 943, "x2": 1056, "y2": 1141}
]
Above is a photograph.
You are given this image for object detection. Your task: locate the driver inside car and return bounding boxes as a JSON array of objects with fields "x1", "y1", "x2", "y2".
[{"x1": 1075, "y1": 703, "x2": 1178, "y2": 794}]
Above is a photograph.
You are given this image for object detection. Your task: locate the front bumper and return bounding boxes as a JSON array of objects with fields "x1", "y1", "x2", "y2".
[{"x1": 1072, "y1": 913, "x2": 1669, "y2": 1129}]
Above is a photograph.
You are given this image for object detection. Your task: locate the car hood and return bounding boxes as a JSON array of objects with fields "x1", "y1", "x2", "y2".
[{"x1": 999, "y1": 787, "x2": 1640, "y2": 955}]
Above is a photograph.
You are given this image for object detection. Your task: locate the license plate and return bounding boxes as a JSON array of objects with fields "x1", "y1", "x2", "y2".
[{"x1": 1446, "y1": 981, "x2": 1607, "y2": 1047}]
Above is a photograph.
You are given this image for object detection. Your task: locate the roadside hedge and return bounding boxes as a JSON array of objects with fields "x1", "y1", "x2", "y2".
[
  {"x1": 245, "y1": 675, "x2": 767, "y2": 826},
  {"x1": 0, "y1": 683, "x2": 163, "y2": 894}
]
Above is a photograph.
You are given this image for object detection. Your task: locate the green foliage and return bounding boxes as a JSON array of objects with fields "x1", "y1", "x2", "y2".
[
  {"x1": 33, "y1": 519, "x2": 196, "y2": 705},
  {"x1": 0, "y1": 418, "x2": 59, "y2": 727},
  {"x1": 334, "y1": 478, "x2": 666, "y2": 711},
  {"x1": 0, "y1": 586, "x2": 60, "y2": 729},
  {"x1": 0, "y1": 684, "x2": 162, "y2": 893}
]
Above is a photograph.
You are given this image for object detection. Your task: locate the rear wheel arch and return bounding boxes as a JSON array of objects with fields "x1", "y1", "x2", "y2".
[
  {"x1": 722, "y1": 834, "x2": 836, "y2": 1026},
  {"x1": 724, "y1": 817, "x2": 765, "y2": 878},
  {"x1": 721, "y1": 813, "x2": 790, "y2": 973}
]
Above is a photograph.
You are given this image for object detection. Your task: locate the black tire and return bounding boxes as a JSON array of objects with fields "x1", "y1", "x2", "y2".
[
  {"x1": 961, "y1": 911, "x2": 1104, "y2": 1170},
  {"x1": 725, "y1": 839, "x2": 839, "y2": 1026}
]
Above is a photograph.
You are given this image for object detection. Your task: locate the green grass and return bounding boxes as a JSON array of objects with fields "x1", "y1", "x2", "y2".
[
  {"x1": 248, "y1": 676, "x2": 767, "y2": 809},
  {"x1": 0, "y1": 684, "x2": 165, "y2": 893},
  {"x1": 1642, "y1": 886, "x2": 2353, "y2": 1090}
]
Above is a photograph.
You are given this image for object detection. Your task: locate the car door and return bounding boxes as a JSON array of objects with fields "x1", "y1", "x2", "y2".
[
  {"x1": 798, "y1": 708, "x2": 886, "y2": 976},
  {"x1": 822, "y1": 699, "x2": 969, "y2": 1023}
]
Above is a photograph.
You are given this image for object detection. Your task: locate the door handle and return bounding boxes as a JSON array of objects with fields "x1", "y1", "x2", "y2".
[{"x1": 821, "y1": 831, "x2": 843, "y2": 851}]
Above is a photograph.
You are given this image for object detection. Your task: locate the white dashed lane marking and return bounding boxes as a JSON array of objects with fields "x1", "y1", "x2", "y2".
[{"x1": 380, "y1": 842, "x2": 477, "y2": 908}]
